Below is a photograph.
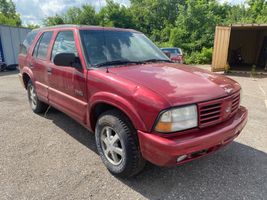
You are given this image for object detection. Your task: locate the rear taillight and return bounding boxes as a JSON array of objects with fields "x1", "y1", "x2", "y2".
[{"x1": 171, "y1": 55, "x2": 183, "y2": 63}]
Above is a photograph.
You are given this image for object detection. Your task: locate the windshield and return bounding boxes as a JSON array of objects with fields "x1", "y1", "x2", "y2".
[
  {"x1": 162, "y1": 48, "x2": 181, "y2": 55},
  {"x1": 80, "y1": 30, "x2": 169, "y2": 67}
]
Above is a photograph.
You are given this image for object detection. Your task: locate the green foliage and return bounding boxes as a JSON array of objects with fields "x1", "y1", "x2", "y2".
[
  {"x1": 98, "y1": 0, "x2": 134, "y2": 28},
  {"x1": 185, "y1": 47, "x2": 213, "y2": 64},
  {"x1": 26, "y1": 24, "x2": 40, "y2": 29},
  {"x1": 170, "y1": 0, "x2": 225, "y2": 53},
  {"x1": 130, "y1": 0, "x2": 185, "y2": 42},
  {"x1": 0, "y1": 0, "x2": 21, "y2": 26},
  {"x1": 251, "y1": 64, "x2": 257, "y2": 77},
  {"x1": 224, "y1": 0, "x2": 267, "y2": 24},
  {"x1": 41, "y1": 0, "x2": 267, "y2": 64},
  {"x1": 43, "y1": 4, "x2": 98, "y2": 26},
  {"x1": 43, "y1": 15, "x2": 64, "y2": 26}
]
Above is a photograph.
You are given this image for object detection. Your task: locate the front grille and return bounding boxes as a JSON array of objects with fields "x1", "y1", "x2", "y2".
[
  {"x1": 199, "y1": 103, "x2": 221, "y2": 126},
  {"x1": 231, "y1": 93, "x2": 240, "y2": 114},
  {"x1": 198, "y1": 91, "x2": 240, "y2": 128}
]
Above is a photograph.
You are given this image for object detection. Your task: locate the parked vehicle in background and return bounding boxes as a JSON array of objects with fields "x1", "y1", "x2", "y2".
[
  {"x1": 161, "y1": 47, "x2": 184, "y2": 63},
  {"x1": 18, "y1": 25, "x2": 248, "y2": 178}
]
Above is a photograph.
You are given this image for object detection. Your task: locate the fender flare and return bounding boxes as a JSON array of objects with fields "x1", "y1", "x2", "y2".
[
  {"x1": 89, "y1": 92, "x2": 147, "y2": 131},
  {"x1": 21, "y1": 67, "x2": 34, "y2": 88}
]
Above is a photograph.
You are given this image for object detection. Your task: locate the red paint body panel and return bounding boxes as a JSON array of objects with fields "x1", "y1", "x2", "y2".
[
  {"x1": 171, "y1": 55, "x2": 183, "y2": 63},
  {"x1": 18, "y1": 25, "x2": 248, "y2": 167}
]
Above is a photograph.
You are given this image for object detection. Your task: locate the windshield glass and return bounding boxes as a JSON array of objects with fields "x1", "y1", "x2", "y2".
[
  {"x1": 162, "y1": 48, "x2": 181, "y2": 55},
  {"x1": 80, "y1": 30, "x2": 169, "y2": 67}
]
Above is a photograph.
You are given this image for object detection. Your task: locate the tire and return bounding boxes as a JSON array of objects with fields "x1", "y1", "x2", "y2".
[
  {"x1": 95, "y1": 110, "x2": 145, "y2": 178},
  {"x1": 0, "y1": 64, "x2": 7, "y2": 71},
  {"x1": 27, "y1": 80, "x2": 48, "y2": 114}
]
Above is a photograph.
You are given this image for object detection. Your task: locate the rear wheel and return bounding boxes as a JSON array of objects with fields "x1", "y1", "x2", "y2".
[
  {"x1": 95, "y1": 110, "x2": 145, "y2": 178},
  {"x1": 27, "y1": 80, "x2": 48, "y2": 113}
]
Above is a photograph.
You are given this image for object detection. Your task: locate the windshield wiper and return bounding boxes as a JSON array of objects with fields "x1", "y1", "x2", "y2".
[
  {"x1": 95, "y1": 59, "x2": 142, "y2": 67},
  {"x1": 140, "y1": 58, "x2": 173, "y2": 63}
]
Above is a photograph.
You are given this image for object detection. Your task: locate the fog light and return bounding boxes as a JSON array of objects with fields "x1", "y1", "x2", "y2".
[{"x1": 177, "y1": 155, "x2": 187, "y2": 162}]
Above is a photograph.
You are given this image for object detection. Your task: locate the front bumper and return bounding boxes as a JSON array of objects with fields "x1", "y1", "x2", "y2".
[{"x1": 138, "y1": 106, "x2": 248, "y2": 166}]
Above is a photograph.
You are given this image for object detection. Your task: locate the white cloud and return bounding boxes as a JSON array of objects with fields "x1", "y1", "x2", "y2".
[{"x1": 13, "y1": 0, "x2": 130, "y2": 25}]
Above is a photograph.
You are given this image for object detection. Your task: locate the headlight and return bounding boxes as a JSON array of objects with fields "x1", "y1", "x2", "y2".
[{"x1": 155, "y1": 105, "x2": 198, "y2": 133}]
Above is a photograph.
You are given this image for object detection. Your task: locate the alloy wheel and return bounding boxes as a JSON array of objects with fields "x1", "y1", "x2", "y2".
[
  {"x1": 29, "y1": 85, "x2": 37, "y2": 110},
  {"x1": 100, "y1": 126, "x2": 124, "y2": 165}
]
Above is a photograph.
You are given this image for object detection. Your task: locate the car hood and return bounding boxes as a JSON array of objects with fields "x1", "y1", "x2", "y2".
[{"x1": 108, "y1": 63, "x2": 240, "y2": 106}]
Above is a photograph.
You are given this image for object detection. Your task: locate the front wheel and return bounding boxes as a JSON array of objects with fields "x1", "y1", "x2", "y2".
[
  {"x1": 95, "y1": 110, "x2": 145, "y2": 178},
  {"x1": 27, "y1": 80, "x2": 48, "y2": 114}
]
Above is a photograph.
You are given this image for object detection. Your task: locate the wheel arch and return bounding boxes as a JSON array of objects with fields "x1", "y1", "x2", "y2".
[
  {"x1": 89, "y1": 92, "x2": 147, "y2": 132},
  {"x1": 22, "y1": 72, "x2": 31, "y2": 89},
  {"x1": 21, "y1": 67, "x2": 34, "y2": 89}
]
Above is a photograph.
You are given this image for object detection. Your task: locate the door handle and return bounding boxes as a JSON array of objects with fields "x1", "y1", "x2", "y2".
[
  {"x1": 28, "y1": 63, "x2": 33, "y2": 68},
  {"x1": 47, "y1": 68, "x2": 52, "y2": 75}
]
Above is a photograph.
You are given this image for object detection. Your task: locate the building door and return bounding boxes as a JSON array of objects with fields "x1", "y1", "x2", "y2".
[
  {"x1": 0, "y1": 34, "x2": 4, "y2": 64},
  {"x1": 258, "y1": 36, "x2": 267, "y2": 69},
  {"x1": 211, "y1": 26, "x2": 231, "y2": 72}
]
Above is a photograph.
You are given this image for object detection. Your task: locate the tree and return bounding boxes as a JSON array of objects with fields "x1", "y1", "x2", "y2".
[
  {"x1": 43, "y1": 4, "x2": 99, "y2": 26},
  {"x1": 40, "y1": 0, "x2": 267, "y2": 64},
  {"x1": 77, "y1": 4, "x2": 99, "y2": 25},
  {"x1": 247, "y1": 0, "x2": 267, "y2": 23},
  {"x1": 98, "y1": 0, "x2": 134, "y2": 28},
  {"x1": 26, "y1": 24, "x2": 40, "y2": 29},
  {"x1": 43, "y1": 15, "x2": 64, "y2": 26},
  {"x1": 169, "y1": 0, "x2": 225, "y2": 53},
  {"x1": 0, "y1": 0, "x2": 21, "y2": 26},
  {"x1": 130, "y1": 0, "x2": 185, "y2": 41},
  {"x1": 0, "y1": 0, "x2": 16, "y2": 17}
]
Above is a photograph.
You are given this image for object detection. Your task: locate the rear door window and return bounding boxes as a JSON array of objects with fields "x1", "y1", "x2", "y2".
[
  {"x1": 51, "y1": 31, "x2": 77, "y2": 62},
  {"x1": 33, "y1": 31, "x2": 53, "y2": 60}
]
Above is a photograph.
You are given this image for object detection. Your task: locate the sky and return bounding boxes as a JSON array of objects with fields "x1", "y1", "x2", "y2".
[{"x1": 13, "y1": 0, "x2": 244, "y2": 26}]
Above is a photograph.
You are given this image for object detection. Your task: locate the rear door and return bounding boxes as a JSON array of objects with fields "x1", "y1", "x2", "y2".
[
  {"x1": 30, "y1": 31, "x2": 53, "y2": 102},
  {"x1": 47, "y1": 30, "x2": 87, "y2": 123}
]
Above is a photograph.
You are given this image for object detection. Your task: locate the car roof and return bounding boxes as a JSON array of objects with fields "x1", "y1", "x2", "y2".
[
  {"x1": 161, "y1": 47, "x2": 180, "y2": 49},
  {"x1": 33, "y1": 24, "x2": 140, "y2": 33}
]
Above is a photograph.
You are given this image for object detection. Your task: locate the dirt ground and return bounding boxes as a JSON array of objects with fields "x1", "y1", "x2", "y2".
[{"x1": 0, "y1": 69, "x2": 266, "y2": 200}]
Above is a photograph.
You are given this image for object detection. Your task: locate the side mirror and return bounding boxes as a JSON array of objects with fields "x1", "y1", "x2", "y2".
[{"x1": 54, "y1": 53, "x2": 82, "y2": 69}]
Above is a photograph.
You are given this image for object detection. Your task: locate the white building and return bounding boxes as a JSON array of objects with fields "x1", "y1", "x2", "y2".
[{"x1": 0, "y1": 24, "x2": 31, "y2": 67}]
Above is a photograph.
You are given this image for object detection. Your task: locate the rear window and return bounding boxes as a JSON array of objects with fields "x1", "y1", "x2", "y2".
[
  {"x1": 33, "y1": 31, "x2": 53, "y2": 60},
  {"x1": 20, "y1": 30, "x2": 38, "y2": 55},
  {"x1": 162, "y1": 48, "x2": 181, "y2": 55}
]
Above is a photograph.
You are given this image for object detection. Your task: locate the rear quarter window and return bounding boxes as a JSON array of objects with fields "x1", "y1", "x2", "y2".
[{"x1": 20, "y1": 30, "x2": 38, "y2": 55}]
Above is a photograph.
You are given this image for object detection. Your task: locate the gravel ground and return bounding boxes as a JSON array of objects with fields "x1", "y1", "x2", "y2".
[{"x1": 0, "y1": 70, "x2": 266, "y2": 200}]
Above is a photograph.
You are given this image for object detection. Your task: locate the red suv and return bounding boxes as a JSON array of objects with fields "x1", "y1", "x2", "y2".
[{"x1": 18, "y1": 25, "x2": 248, "y2": 177}]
